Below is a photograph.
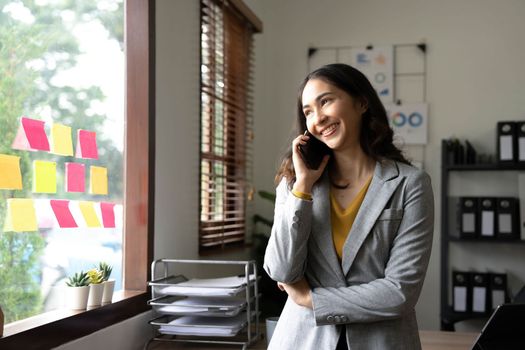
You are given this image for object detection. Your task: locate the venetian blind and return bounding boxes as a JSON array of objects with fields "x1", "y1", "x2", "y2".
[{"x1": 199, "y1": 0, "x2": 260, "y2": 251}]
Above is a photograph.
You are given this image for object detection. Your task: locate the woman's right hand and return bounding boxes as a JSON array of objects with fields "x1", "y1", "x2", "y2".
[{"x1": 292, "y1": 133, "x2": 330, "y2": 194}]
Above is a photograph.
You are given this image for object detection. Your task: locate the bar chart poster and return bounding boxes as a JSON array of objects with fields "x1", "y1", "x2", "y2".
[{"x1": 341, "y1": 46, "x2": 394, "y2": 103}]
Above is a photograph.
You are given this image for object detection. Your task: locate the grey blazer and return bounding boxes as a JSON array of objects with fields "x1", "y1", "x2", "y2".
[{"x1": 263, "y1": 160, "x2": 434, "y2": 350}]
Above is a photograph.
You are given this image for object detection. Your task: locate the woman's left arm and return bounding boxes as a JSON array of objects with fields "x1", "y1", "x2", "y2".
[{"x1": 309, "y1": 171, "x2": 434, "y2": 324}]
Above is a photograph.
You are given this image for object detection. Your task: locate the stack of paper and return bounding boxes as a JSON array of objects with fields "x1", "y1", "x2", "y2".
[
  {"x1": 160, "y1": 275, "x2": 255, "y2": 297},
  {"x1": 157, "y1": 296, "x2": 246, "y2": 316},
  {"x1": 158, "y1": 313, "x2": 247, "y2": 337}
]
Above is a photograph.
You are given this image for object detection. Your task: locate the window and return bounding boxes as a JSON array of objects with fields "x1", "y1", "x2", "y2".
[
  {"x1": 199, "y1": 0, "x2": 261, "y2": 252},
  {"x1": 0, "y1": 0, "x2": 151, "y2": 339}
]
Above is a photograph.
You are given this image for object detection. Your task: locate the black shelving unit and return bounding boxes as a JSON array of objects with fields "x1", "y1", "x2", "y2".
[{"x1": 440, "y1": 140, "x2": 525, "y2": 331}]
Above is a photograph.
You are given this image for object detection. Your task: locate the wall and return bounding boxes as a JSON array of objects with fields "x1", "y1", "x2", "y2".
[{"x1": 249, "y1": 0, "x2": 525, "y2": 331}]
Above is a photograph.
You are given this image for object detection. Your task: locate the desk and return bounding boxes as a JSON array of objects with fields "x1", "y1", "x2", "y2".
[{"x1": 149, "y1": 330, "x2": 478, "y2": 349}]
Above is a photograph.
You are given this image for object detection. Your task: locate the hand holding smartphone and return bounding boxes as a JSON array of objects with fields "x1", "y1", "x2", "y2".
[{"x1": 298, "y1": 130, "x2": 331, "y2": 170}]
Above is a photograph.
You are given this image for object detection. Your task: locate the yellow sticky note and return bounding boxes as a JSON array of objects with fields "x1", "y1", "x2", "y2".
[
  {"x1": 33, "y1": 160, "x2": 57, "y2": 193},
  {"x1": 50, "y1": 123, "x2": 73, "y2": 156},
  {"x1": 4, "y1": 198, "x2": 38, "y2": 232},
  {"x1": 0, "y1": 154, "x2": 23, "y2": 190},
  {"x1": 78, "y1": 201, "x2": 101, "y2": 227},
  {"x1": 90, "y1": 166, "x2": 108, "y2": 195}
]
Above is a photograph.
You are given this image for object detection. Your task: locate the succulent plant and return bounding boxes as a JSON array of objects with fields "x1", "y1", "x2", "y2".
[
  {"x1": 87, "y1": 268, "x2": 104, "y2": 284},
  {"x1": 98, "y1": 262, "x2": 113, "y2": 282},
  {"x1": 66, "y1": 271, "x2": 90, "y2": 287}
]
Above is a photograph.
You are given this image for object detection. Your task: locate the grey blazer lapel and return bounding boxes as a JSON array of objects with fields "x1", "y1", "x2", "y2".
[
  {"x1": 311, "y1": 174, "x2": 346, "y2": 281},
  {"x1": 341, "y1": 160, "x2": 402, "y2": 276}
]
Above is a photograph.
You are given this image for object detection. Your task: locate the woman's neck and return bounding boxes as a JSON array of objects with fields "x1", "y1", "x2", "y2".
[{"x1": 330, "y1": 147, "x2": 375, "y2": 188}]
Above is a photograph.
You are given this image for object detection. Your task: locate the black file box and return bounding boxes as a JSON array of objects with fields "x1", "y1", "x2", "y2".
[
  {"x1": 518, "y1": 121, "x2": 525, "y2": 164},
  {"x1": 452, "y1": 271, "x2": 472, "y2": 313},
  {"x1": 497, "y1": 121, "x2": 517, "y2": 164},
  {"x1": 496, "y1": 197, "x2": 520, "y2": 239},
  {"x1": 459, "y1": 197, "x2": 479, "y2": 239},
  {"x1": 489, "y1": 273, "x2": 508, "y2": 311},
  {"x1": 471, "y1": 273, "x2": 489, "y2": 314},
  {"x1": 479, "y1": 197, "x2": 496, "y2": 238}
]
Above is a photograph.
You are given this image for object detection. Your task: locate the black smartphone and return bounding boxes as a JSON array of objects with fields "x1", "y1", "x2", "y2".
[{"x1": 298, "y1": 131, "x2": 331, "y2": 170}]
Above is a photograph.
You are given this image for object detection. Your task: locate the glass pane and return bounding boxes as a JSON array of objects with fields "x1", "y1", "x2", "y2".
[{"x1": 0, "y1": 0, "x2": 124, "y2": 323}]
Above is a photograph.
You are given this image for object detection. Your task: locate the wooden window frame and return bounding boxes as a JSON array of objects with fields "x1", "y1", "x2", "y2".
[
  {"x1": 0, "y1": 0, "x2": 154, "y2": 348},
  {"x1": 198, "y1": 0, "x2": 261, "y2": 253}
]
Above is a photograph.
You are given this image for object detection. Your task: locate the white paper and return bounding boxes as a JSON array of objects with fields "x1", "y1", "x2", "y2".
[
  {"x1": 158, "y1": 313, "x2": 247, "y2": 337},
  {"x1": 481, "y1": 211, "x2": 494, "y2": 236},
  {"x1": 473, "y1": 286, "x2": 487, "y2": 313},
  {"x1": 462, "y1": 213, "x2": 475, "y2": 233},
  {"x1": 177, "y1": 275, "x2": 254, "y2": 288},
  {"x1": 454, "y1": 286, "x2": 467, "y2": 312},
  {"x1": 159, "y1": 275, "x2": 255, "y2": 296},
  {"x1": 498, "y1": 213, "x2": 512, "y2": 234},
  {"x1": 499, "y1": 135, "x2": 513, "y2": 160},
  {"x1": 160, "y1": 285, "x2": 242, "y2": 297},
  {"x1": 492, "y1": 290, "x2": 505, "y2": 308},
  {"x1": 519, "y1": 137, "x2": 525, "y2": 161}
]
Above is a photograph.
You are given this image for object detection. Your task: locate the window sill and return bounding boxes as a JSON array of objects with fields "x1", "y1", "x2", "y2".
[{"x1": 0, "y1": 289, "x2": 150, "y2": 350}]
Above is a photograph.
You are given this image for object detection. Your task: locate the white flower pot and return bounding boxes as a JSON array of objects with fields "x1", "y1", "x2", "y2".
[
  {"x1": 102, "y1": 279, "x2": 115, "y2": 305},
  {"x1": 66, "y1": 285, "x2": 90, "y2": 310},
  {"x1": 87, "y1": 283, "x2": 105, "y2": 309}
]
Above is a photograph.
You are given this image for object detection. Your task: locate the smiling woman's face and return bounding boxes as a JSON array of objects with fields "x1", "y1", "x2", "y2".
[{"x1": 301, "y1": 78, "x2": 366, "y2": 152}]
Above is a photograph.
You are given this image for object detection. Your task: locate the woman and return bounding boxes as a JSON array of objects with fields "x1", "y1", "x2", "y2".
[{"x1": 263, "y1": 63, "x2": 434, "y2": 350}]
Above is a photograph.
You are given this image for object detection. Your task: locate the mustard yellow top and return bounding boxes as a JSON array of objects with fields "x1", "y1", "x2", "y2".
[{"x1": 330, "y1": 176, "x2": 373, "y2": 261}]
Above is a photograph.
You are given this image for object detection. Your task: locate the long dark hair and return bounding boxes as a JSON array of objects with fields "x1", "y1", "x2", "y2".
[{"x1": 276, "y1": 63, "x2": 410, "y2": 185}]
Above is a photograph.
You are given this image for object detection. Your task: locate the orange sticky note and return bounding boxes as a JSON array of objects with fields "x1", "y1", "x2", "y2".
[
  {"x1": 11, "y1": 117, "x2": 50, "y2": 151},
  {"x1": 33, "y1": 160, "x2": 57, "y2": 193},
  {"x1": 0, "y1": 154, "x2": 23, "y2": 190},
  {"x1": 4, "y1": 198, "x2": 38, "y2": 232},
  {"x1": 78, "y1": 201, "x2": 101, "y2": 227},
  {"x1": 90, "y1": 166, "x2": 108, "y2": 195},
  {"x1": 50, "y1": 123, "x2": 73, "y2": 156}
]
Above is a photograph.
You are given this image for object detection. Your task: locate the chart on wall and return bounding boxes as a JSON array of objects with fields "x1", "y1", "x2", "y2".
[
  {"x1": 384, "y1": 103, "x2": 428, "y2": 145},
  {"x1": 339, "y1": 46, "x2": 394, "y2": 104}
]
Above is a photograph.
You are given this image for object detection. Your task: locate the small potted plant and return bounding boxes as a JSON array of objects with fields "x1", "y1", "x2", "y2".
[
  {"x1": 99, "y1": 262, "x2": 114, "y2": 305},
  {"x1": 65, "y1": 271, "x2": 90, "y2": 310},
  {"x1": 86, "y1": 268, "x2": 104, "y2": 309}
]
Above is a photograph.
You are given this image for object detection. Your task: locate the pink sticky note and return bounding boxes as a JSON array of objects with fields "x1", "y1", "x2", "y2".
[
  {"x1": 75, "y1": 130, "x2": 98, "y2": 159},
  {"x1": 65, "y1": 162, "x2": 85, "y2": 192},
  {"x1": 12, "y1": 117, "x2": 50, "y2": 151},
  {"x1": 100, "y1": 202, "x2": 116, "y2": 228},
  {"x1": 50, "y1": 200, "x2": 78, "y2": 228}
]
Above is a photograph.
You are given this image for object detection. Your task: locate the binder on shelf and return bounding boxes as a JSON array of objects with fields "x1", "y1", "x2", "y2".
[
  {"x1": 488, "y1": 273, "x2": 507, "y2": 311},
  {"x1": 479, "y1": 197, "x2": 496, "y2": 238},
  {"x1": 453, "y1": 271, "x2": 471, "y2": 313},
  {"x1": 518, "y1": 173, "x2": 525, "y2": 241},
  {"x1": 517, "y1": 121, "x2": 525, "y2": 164},
  {"x1": 459, "y1": 197, "x2": 479, "y2": 239},
  {"x1": 496, "y1": 197, "x2": 520, "y2": 239},
  {"x1": 497, "y1": 121, "x2": 517, "y2": 164},
  {"x1": 471, "y1": 273, "x2": 489, "y2": 314}
]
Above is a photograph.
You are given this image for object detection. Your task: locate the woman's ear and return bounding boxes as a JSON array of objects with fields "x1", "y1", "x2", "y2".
[{"x1": 357, "y1": 98, "x2": 368, "y2": 114}]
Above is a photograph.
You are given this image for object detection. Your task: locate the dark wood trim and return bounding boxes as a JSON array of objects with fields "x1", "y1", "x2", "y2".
[
  {"x1": 229, "y1": 0, "x2": 262, "y2": 32},
  {"x1": 124, "y1": 0, "x2": 155, "y2": 290},
  {"x1": 0, "y1": 0, "x2": 155, "y2": 346},
  {"x1": 0, "y1": 293, "x2": 151, "y2": 350}
]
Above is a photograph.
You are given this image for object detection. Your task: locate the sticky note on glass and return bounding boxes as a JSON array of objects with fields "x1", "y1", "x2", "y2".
[
  {"x1": 90, "y1": 166, "x2": 108, "y2": 195},
  {"x1": 50, "y1": 123, "x2": 73, "y2": 156},
  {"x1": 100, "y1": 202, "x2": 116, "y2": 228},
  {"x1": 79, "y1": 201, "x2": 101, "y2": 227},
  {"x1": 3, "y1": 198, "x2": 38, "y2": 232},
  {"x1": 11, "y1": 117, "x2": 50, "y2": 152},
  {"x1": 50, "y1": 199, "x2": 77, "y2": 228},
  {"x1": 33, "y1": 160, "x2": 57, "y2": 193},
  {"x1": 0, "y1": 154, "x2": 23, "y2": 190},
  {"x1": 76, "y1": 129, "x2": 98, "y2": 159},
  {"x1": 65, "y1": 162, "x2": 85, "y2": 192}
]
